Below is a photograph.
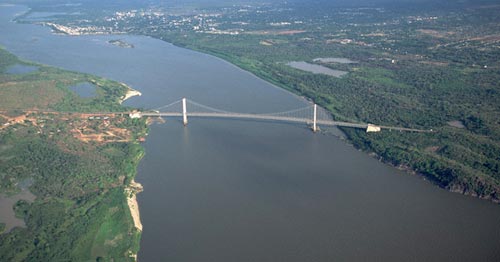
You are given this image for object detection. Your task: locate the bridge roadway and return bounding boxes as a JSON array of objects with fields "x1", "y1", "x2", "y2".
[{"x1": 140, "y1": 112, "x2": 430, "y2": 133}]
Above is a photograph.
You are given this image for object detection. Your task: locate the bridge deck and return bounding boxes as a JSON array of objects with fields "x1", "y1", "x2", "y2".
[{"x1": 141, "y1": 112, "x2": 430, "y2": 133}]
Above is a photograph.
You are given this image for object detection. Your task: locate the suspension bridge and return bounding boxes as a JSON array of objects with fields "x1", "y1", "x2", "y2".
[{"x1": 131, "y1": 98, "x2": 431, "y2": 133}]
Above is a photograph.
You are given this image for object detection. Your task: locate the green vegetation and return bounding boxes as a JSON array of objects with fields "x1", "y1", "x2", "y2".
[
  {"x1": 0, "y1": 47, "x2": 146, "y2": 260},
  {"x1": 0, "y1": 51, "x2": 128, "y2": 112},
  {"x1": 156, "y1": 37, "x2": 500, "y2": 200},
  {"x1": 0, "y1": 1, "x2": 496, "y2": 260},
  {"x1": 20, "y1": 0, "x2": 499, "y2": 201},
  {"x1": 57, "y1": 0, "x2": 498, "y2": 201},
  {"x1": 2, "y1": 189, "x2": 139, "y2": 261}
]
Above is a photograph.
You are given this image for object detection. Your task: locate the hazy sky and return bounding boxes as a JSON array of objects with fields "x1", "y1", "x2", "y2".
[{"x1": 9, "y1": 0, "x2": 492, "y2": 11}]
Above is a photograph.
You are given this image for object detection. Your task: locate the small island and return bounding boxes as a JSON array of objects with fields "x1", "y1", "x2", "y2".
[{"x1": 108, "y1": 39, "x2": 134, "y2": 48}]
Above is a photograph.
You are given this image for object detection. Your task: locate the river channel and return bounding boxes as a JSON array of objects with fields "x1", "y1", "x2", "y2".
[{"x1": 1, "y1": 5, "x2": 500, "y2": 261}]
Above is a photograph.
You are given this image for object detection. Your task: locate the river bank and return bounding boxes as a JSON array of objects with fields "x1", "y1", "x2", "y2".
[
  {"x1": 126, "y1": 179, "x2": 143, "y2": 232},
  {"x1": 125, "y1": 179, "x2": 143, "y2": 262},
  {"x1": 153, "y1": 36, "x2": 500, "y2": 204},
  {"x1": 0, "y1": 38, "x2": 147, "y2": 260},
  {"x1": 120, "y1": 84, "x2": 142, "y2": 104}
]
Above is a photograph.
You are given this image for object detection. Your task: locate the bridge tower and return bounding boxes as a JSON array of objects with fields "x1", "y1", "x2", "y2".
[
  {"x1": 313, "y1": 104, "x2": 318, "y2": 132},
  {"x1": 182, "y1": 98, "x2": 188, "y2": 126}
]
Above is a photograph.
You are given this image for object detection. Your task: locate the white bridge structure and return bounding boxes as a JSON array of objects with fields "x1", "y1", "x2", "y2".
[{"x1": 132, "y1": 98, "x2": 430, "y2": 133}]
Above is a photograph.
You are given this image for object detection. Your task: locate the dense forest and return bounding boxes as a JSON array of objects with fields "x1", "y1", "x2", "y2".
[
  {"x1": 158, "y1": 35, "x2": 500, "y2": 200},
  {"x1": 0, "y1": 48, "x2": 147, "y2": 261}
]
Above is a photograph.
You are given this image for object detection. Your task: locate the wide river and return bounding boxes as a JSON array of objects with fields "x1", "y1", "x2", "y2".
[{"x1": 1, "y1": 5, "x2": 500, "y2": 261}]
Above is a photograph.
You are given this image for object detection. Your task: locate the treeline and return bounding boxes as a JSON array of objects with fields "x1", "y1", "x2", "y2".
[
  {"x1": 1, "y1": 188, "x2": 139, "y2": 261},
  {"x1": 0, "y1": 49, "x2": 145, "y2": 260},
  {"x1": 0, "y1": 127, "x2": 144, "y2": 260},
  {"x1": 148, "y1": 5, "x2": 500, "y2": 201}
]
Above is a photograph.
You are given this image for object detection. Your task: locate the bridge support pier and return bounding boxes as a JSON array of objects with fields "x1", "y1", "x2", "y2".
[
  {"x1": 313, "y1": 104, "x2": 318, "y2": 132},
  {"x1": 182, "y1": 98, "x2": 188, "y2": 126}
]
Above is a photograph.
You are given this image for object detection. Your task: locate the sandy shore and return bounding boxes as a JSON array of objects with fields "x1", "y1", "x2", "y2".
[
  {"x1": 126, "y1": 179, "x2": 143, "y2": 232},
  {"x1": 120, "y1": 84, "x2": 142, "y2": 104}
]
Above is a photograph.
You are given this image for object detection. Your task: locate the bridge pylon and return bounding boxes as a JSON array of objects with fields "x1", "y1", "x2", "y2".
[
  {"x1": 312, "y1": 104, "x2": 318, "y2": 132},
  {"x1": 182, "y1": 98, "x2": 188, "y2": 126}
]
